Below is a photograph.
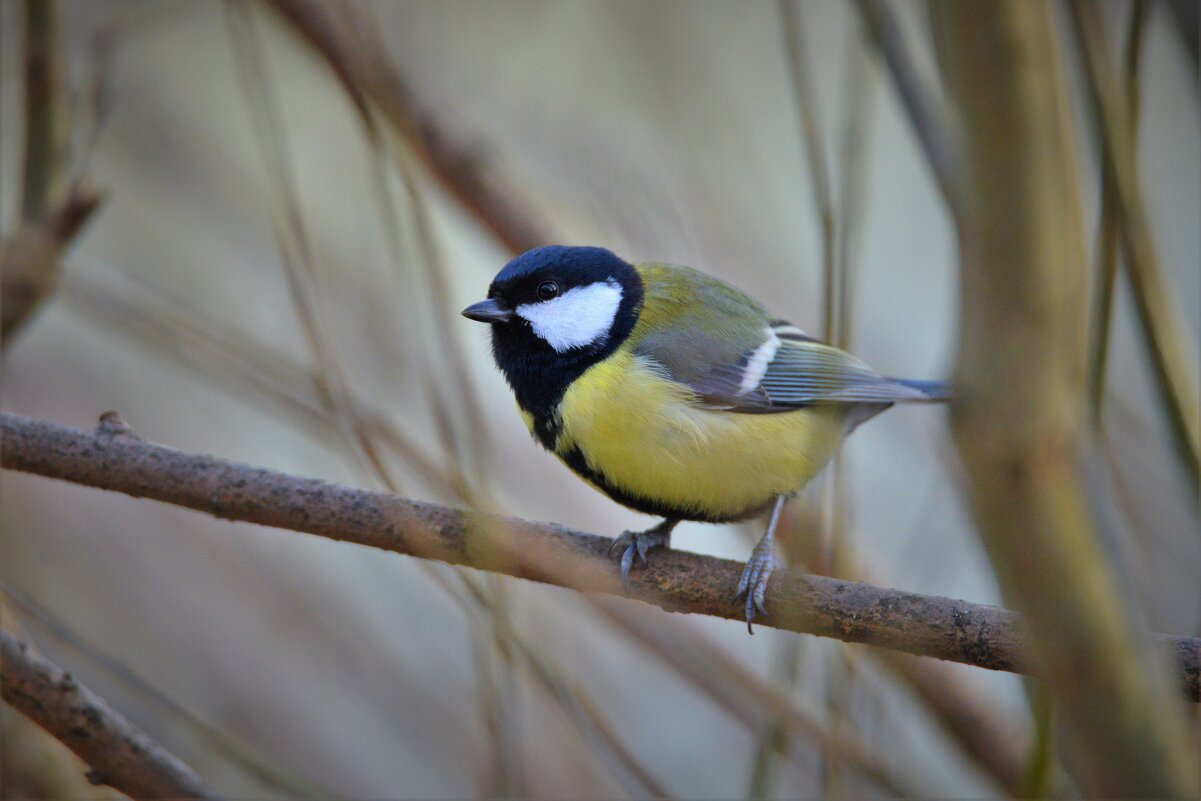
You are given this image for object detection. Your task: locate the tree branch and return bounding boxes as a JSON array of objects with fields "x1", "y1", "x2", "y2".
[
  {"x1": 3, "y1": 0, "x2": 102, "y2": 346},
  {"x1": 2, "y1": 410, "x2": 1198, "y2": 701},
  {"x1": 1, "y1": 628, "x2": 222, "y2": 799},
  {"x1": 264, "y1": 0, "x2": 552, "y2": 255},
  {"x1": 21, "y1": 0, "x2": 67, "y2": 222},
  {"x1": 1, "y1": 189, "x2": 101, "y2": 345}
]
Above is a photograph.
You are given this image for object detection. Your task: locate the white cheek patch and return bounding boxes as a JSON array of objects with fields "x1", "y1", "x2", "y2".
[
  {"x1": 516, "y1": 281, "x2": 623, "y2": 352},
  {"x1": 738, "y1": 327, "x2": 781, "y2": 394}
]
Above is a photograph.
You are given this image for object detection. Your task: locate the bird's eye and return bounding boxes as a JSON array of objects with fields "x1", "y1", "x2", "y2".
[{"x1": 536, "y1": 281, "x2": 559, "y2": 300}]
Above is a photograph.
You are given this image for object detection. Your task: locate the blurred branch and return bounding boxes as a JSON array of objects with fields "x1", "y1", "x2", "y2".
[
  {"x1": 779, "y1": 0, "x2": 837, "y2": 344},
  {"x1": 3, "y1": 0, "x2": 101, "y2": 346},
  {"x1": 263, "y1": 0, "x2": 552, "y2": 254},
  {"x1": 931, "y1": 1, "x2": 1198, "y2": 796},
  {"x1": 458, "y1": 578, "x2": 670, "y2": 799},
  {"x1": 1, "y1": 191, "x2": 101, "y2": 345},
  {"x1": 3, "y1": 411, "x2": 1198, "y2": 700},
  {"x1": 770, "y1": 7, "x2": 865, "y2": 794},
  {"x1": 1068, "y1": 0, "x2": 1200, "y2": 488},
  {"x1": 1088, "y1": 0, "x2": 1148, "y2": 426},
  {"x1": 854, "y1": 0, "x2": 961, "y2": 210},
  {"x1": 1164, "y1": 0, "x2": 1199, "y2": 77},
  {"x1": 874, "y1": 652, "x2": 1030, "y2": 795},
  {"x1": 1, "y1": 581, "x2": 335, "y2": 798},
  {"x1": 852, "y1": 538, "x2": 1037, "y2": 797},
  {"x1": 482, "y1": 604, "x2": 673, "y2": 799},
  {"x1": 596, "y1": 599, "x2": 917, "y2": 797},
  {"x1": 20, "y1": 0, "x2": 67, "y2": 221},
  {"x1": 225, "y1": 0, "x2": 402, "y2": 491},
  {"x1": 62, "y1": 271, "x2": 454, "y2": 493},
  {"x1": 1, "y1": 628, "x2": 221, "y2": 800}
]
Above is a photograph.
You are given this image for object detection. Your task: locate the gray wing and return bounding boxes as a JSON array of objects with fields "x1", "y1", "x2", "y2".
[
  {"x1": 681, "y1": 321, "x2": 946, "y2": 414},
  {"x1": 628, "y1": 265, "x2": 947, "y2": 418}
]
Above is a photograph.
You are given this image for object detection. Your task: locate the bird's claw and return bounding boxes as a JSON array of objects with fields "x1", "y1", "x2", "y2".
[
  {"x1": 733, "y1": 540, "x2": 776, "y2": 634},
  {"x1": 609, "y1": 524, "x2": 673, "y2": 594}
]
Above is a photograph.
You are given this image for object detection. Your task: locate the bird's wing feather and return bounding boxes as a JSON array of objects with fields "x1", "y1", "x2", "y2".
[
  {"x1": 630, "y1": 264, "x2": 944, "y2": 414},
  {"x1": 685, "y1": 325, "x2": 937, "y2": 412}
]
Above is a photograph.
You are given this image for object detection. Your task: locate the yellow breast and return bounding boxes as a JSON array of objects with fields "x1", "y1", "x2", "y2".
[{"x1": 552, "y1": 349, "x2": 848, "y2": 521}]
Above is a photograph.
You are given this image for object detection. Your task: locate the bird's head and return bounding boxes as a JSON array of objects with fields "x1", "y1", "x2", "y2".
[
  {"x1": 462, "y1": 246, "x2": 645, "y2": 411},
  {"x1": 463, "y1": 245, "x2": 643, "y2": 358}
]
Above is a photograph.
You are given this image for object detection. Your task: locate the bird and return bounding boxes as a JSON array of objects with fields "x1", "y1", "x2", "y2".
[{"x1": 462, "y1": 245, "x2": 948, "y2": 630}]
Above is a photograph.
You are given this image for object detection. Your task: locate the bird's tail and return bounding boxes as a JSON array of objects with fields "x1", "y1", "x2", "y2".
[{"x1": 891, "y1": 378, "x2": 952, "y2": 402}]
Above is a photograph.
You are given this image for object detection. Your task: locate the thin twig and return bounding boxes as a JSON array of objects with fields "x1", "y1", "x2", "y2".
[
  {"x1": 875, "y1": 651, "x2": 1029, "y2": 795},
  {"x1": 4, "y1": 0, "x2": 101, "y2": 345},
  {"x1": 854, "y1": 0, "x2": 961, "y2": 211},
  {"x1": 1, "y1": 191, "x2": 101, "y2": 344},
  {"x1": 1, "y1": 628, "x2": 222, "y2": 800},
  {"x1": 459, "y1": 574, "x2": 671, "y2": 799},
  {"x1": 62, "y1": 271, "x2": 452, "y2": 492},
  {"x1": 224, "y1": 0, "x2": 400, "y2": 490},
  {"x1": 761, "y1": 5, "x2": 860, "y2": 795},
  {"x1": 779, "y1": 0, "x2": 837, "y2": 345},
  {"x1": 5, "y1": 0, "x2": 100, "y2": 345},
  {"x1": 264, "y1": 0, "x2": 551, "y2": 254},
  {"x1": 0, "y1": 582, "x2": 335, "y2": 798},
  {"x1": 21, "y1": 0, "x2": 67, "y2": 221},
  {"x1": 2, "y1": 411, "x2": 1198, "y2": 700},
  {"x1": 594, "y1": 599, "x2": 918, "y2": 797},
  {"x1": 1087, "y1": 1, "x2": 1148, "y2": 426}
]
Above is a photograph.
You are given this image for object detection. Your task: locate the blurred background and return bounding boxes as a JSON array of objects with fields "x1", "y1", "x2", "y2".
[{"x1": 1, "y1": 0, "x2": 1197, "y2": 797}]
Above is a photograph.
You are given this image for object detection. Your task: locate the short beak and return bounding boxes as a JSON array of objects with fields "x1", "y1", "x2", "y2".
[{"x1": 461, "y1": 297, "x2": 514, "y2": 323}]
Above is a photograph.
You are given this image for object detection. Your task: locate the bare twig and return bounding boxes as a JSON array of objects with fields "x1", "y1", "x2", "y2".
[
  {"x1": 852, "y1": 557, "x2": 1033, "y2": 796},
  {"x1": 21, "y1": 0, "x2": 67, "y2": 221},
  {"x1": 874, "y1": 652, "x2": 1029, "y2": 795},
  {"x1": 1087, "y1": 0, "x2": 1148, "y2": 426},
  {"x1": 458, "y1": 576, "x2": 671, "y2": 799},
  {"x1": 595, "y1": 599, "x2": 918, "y2": 797},
  {"x1": 763, "y1": 7, "x2": 863, "y2": 795},
  {"x1": 1, "y1": 190, "x2": 101, "y2": 345},
  {"x1": 62, "y1": 271, "x2": 453, "y2": 492},
  {"x1": 854, "y1": 0, "x2": 961, "y2": 211},
  {"x1": 264, "y1": 0, "x2": 551, "y2": 254},
  {"x1": 2, "y1": 411, "x2": 1198, "y2": 700},
  {"x1": 3, "y1": 0, "x2": 101, "y2": 345},
  {"x1": 1, "y1": 628, "x2": 221, "y2": 799},
  {"x1": 931, "y1": 0, "x2": 1199, "y2": 795},
  {"x1": 225, "y1": 0, "x2": 401, "y2": 490},
  {"x1": 1, "y1": 581, "x2": 335, "y2": 798},
  {"x1": 779, "y1": 0, "x2": 837, "y2": 345}
]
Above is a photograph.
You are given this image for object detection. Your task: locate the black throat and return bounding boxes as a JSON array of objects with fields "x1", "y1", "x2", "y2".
[{"x1": 490, "y1": 272, "x2": 643, "y2": 450}]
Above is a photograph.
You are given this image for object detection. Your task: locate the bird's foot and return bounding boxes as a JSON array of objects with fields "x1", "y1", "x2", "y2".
[
  {"x1": 609, "y1": 520, "x2": 677, "y2": 593},
  {"x1": 733, "y1": 539, "x2": 775, "y2": 633}
]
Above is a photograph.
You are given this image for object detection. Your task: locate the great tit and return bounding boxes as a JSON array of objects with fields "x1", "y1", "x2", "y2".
[{"x1": 463, "y1": 245, "x2": 948, "y2": 629}]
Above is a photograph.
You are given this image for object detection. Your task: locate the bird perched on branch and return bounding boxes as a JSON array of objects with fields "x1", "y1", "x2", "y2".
[{"x1": 463, "y1": 246, "x2": 948, "y2": 630}]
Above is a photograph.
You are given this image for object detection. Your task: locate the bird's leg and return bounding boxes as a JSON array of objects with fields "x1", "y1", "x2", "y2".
[
  {"x1": 734, "y1": 495, "x2": 785, "y2": 633},
  {"x1": 609, "y1": 518, "x2": 679, "y2": 594}
]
